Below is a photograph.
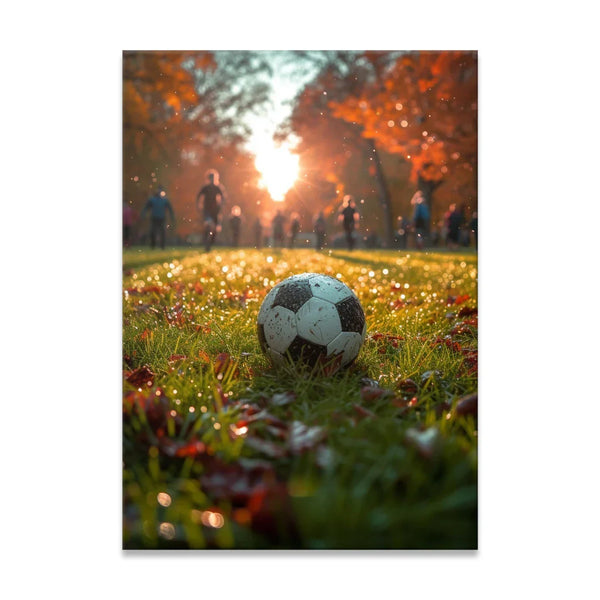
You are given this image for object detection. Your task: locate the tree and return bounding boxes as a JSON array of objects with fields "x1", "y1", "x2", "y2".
[
  {"x1": 330, "y1": 51, "x2": 478, "y2": 221},
  {"x1": 123, "y1": 51, "x2": 274, "y2": 241}
]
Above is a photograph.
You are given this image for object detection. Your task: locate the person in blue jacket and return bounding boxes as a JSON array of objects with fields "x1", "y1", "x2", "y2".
[{"x1": 142, "y1": 185, "x2": 175, "y2": 249}]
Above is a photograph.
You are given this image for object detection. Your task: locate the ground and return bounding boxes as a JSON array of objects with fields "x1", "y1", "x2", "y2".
[{"x1": 122, "y1": 246, "x2": 478, "y2": 549}]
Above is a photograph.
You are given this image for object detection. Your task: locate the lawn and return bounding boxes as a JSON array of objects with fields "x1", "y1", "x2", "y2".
[{"x1": 122, "y1": 246, "x2": 478, "y2": 549}]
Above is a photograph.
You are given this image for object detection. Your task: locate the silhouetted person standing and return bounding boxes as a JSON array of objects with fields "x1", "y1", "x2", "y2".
[
  {"x1": 142, "y1": 185, "x2": 174, "y2": 249},
  {"x1": 314, "y1": 211, "x2": 327, "y2": 250},
  {"x1": 123, "y1": 201, "x2": 135, "y2": 247},
  {"x1": 229, "y1": 205, "x2": 242, "y2": 247},
  {"x1": 253, "y1": 217, "x2": 263, "y2": 249},
  {"x1": 289, "y1": 212, "x2": 301, "y2": 248},
  {"x1": 445, "y1": 203, "x2": 465, "y2": 249},
  {"x1": 470, "y1": 211, "x2": 478, "y2": 249},
  {"x1": 411, "y1": 190, "x2": 430, "y2": 250},
  {"x1": 272, "y1": 210, "x2": 285, "y2": 248},
  {"x1": 197, "y1": 169, "x2": 225, "y2": 252},
  {"x1": 340, "y1": 195, "x2": 358, "y2": 250}
]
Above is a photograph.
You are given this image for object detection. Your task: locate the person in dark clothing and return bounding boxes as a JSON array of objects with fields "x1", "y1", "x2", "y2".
[
  {"x1": 142, "y1": 185, "x2": 174, "y2": 249},
  {"x1": 339, "y1": 195, "x2": 358, "y2": 250},
  {"x1": 445, "y1": 203, "x2": 465, "y2": 249},
  {"x1": 469, "y1": 211, "x2": 478, "y2": 249},
  {"x1": 197, "y1": 169, "x2": 225, "y2": 252},
  {"x1": 229, "y1": 205, "x2": 242, "y2": 247},
  {"x1": 272, "y1": 210, "x2": 285, "y2": 248},
  {"x1": 314, "y1": 211, "x2": 327, "y2": 250},
  {"x1": 411, "y1": 190, "x2": 430, "y2": 250},
  {"x1": 123, "y1": 201, "x2": 135, "y2": 247},
  {"x1": 253, "y1": 217, "x2": 263, "y2": 249},
  {"x1": 289, "y1": 213, "x2": 301, "y2": 248}
]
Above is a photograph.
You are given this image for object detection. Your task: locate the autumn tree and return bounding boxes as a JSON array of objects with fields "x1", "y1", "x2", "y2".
[
  {"x1": 123, "y1": 51, "x2": 273, "y2": 241},
  {"x1": 277, "y1": 51, "x2": 409, "y2": 247},
  {"x1": 330, "y1": 51, "x2": 478, "y2": 223}
]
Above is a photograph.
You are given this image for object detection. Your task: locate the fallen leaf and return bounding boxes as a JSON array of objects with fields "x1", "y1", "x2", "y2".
[
  {"x1": 455, "y1": 393, "x2": 477, "y2": 416},
  {"x1": 125, "y1": 365, "x2": 155, "y2": 388}
]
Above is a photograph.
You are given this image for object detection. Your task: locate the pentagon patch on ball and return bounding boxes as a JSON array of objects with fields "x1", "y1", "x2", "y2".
[{"x1": 257, "y1": 273, "x2": 366, "y2": 371}]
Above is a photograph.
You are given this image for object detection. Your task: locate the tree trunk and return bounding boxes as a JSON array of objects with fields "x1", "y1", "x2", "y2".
[{"x1": 366, "y1": 138, "x2": 395, "y2": 247}]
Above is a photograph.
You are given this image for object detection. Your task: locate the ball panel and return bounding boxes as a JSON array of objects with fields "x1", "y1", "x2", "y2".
[
  {"x1": 309, "y1": 275, "x2": 353, "y2": 304},
  {"x1": 271, "y1": 279, "x2": 313, "y2": 313},
  {"x1": 327, "y1": 331, "x2": 363, "y2": 366},
  {"x1": 295, "y1": 297, "x2": 342, "y2": 346},
  {"x1": 262, "y1": 306, "x2": 297, "y2": 354},
  {"x1": 336, "y1": 296, "x2": 365, "y2": 334},
  {"x1": 257, "y1": 288, "x2": 278, "y2": 325},
  {"x1": 287, "y1": 336, "x2": 327, "y2": 365},
  {"x1": 266, "y1": 347, "x2": 286, "y2": 366}
]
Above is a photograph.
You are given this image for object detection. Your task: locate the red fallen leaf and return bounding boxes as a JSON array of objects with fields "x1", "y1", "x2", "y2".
[
  {"x1": 353, "y1": 404, "x2": 377, "y2": 419},
  {"x1": 449, "y1": 323, "x2": 473, "y2": 336},
  {"x1": 396, "y1": 378, "x2": 418, "y2": 395},
  {"x1": 288, "y1": 421, "x2": 326, "y2": 454},
  {"x1": 139, "y1": 328, "x2": 151, "y2": 341},
  {"x1": 455, "y1": 393, "x2": 477, "y2": 416},
  {"x1": 193, "y1": 282, "x2": 204, "y2": 295},
  {"x1": 214, "y1": 352, "x2": 239, "y2": 377},
  {"x1": 197, "y1": 350, "x2": 210, "y2": 364},
  {"x1": 446, "y1": 294, "x2": 470, "y2": 305},
  {"x1": 200, "y1": 456, "x2": 276, "y2": 504},
  {"x1": 360, "y1": 386, "x2": 390, "y2": 402},
  {"x1": 174, "y1": 439, "x2": 207, "y2": 457},
  {"x1": 127, "y1": 285, "x2": 164, "y2": 295},
  {"x1": 123, "y1": 389, "x2": 172, "y2": 431},
  {"x1": 248, "y1": 482, "x2": 299, "y2": 543},
  {"x1": 168, "y1": 354, "x2": 187, "y2": 364},
  {"x1": 390, "y1": 299, "x2": 406, "y2": 309},
  {"x1": 458, "y1": 306, "x2": 478, "y2": 317},
  {"x1": 163, "y1": 303, "x2": 188, "y2": 328},
  {"x1": 125, "y1": 365, "x2": 155, "y2": 388}
]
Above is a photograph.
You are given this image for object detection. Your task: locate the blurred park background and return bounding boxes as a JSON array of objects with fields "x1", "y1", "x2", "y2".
[{"x1": 123, "y1": 50, "x2": 477, "y2": 250}]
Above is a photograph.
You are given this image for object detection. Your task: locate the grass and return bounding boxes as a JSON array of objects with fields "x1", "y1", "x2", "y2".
[{"x1": 122, "y1": 246, "x2": 478, "y2": 549}]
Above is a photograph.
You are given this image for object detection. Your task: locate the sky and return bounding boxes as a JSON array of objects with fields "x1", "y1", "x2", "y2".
[{"x1": 242, "y1": 51, "x2": 319, "y2": 200}]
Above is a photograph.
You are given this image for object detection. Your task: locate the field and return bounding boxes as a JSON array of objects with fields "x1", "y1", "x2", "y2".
[{"x1": 122, "y1": 246, "x2": 478, "y2": 549}]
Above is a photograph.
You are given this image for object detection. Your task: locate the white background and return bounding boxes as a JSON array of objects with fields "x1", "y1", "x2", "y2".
[{"x1": 2, "y1": 1, "x2": 599, "y2": 598}]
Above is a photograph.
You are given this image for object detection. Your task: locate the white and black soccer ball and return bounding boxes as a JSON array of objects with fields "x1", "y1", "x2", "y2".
[{"x1": 257, "y1": 273, "x2": 366, "y2": 370}]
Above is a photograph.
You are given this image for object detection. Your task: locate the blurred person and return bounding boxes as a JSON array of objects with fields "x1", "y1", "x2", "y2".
[
  {"x1": 272, "y1": 210, "x2": 285, "y2": 248},
  {"x1": 142, "y1": 185, "x2": 174, "y2": 250},
  {"x1": 229, "y1": 205, "x2": 242, "y2": 247},
  {"x1": 197, "y1": 169, "x2": 225, "y2": 252},
  {"x1": 289, "y1": 212, "x2": 301, "y2": 248},
  {"x1": 445, "y1": 203, "x2": 465, "y2": 249},
  {"x1": 411, "y1": 190, "x2": 430, "y2": 250},
  {"x1": 470, "y1": 211, "x2": 478, "y2": 249},
  {"x1": 123, "y1": 200, "x2": 135, "y2": 247},
  {"x1": 339, "y1": 195, "x2": 358, "y2": 251},
  {"x1": 314, "y1": 211, "x2": 327, "y2": 250},
  {"x1": 253, "y1": 216, "x2": 263, "y2": 249}
]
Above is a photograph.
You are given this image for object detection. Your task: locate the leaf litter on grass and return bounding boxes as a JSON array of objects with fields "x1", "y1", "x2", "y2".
[{"x1": 122, "y1": 248, "x2": 478, "y2": 549}]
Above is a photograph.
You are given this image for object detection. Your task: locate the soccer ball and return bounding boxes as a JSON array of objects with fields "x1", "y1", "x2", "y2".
[{"x1": 257, "y1": 273, "x2": 366, "y2": 370}]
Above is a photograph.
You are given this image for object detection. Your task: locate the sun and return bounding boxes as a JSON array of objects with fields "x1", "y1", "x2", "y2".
[{"x1": 254, "y1": 142, "x2": 299, "y2": 202}]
